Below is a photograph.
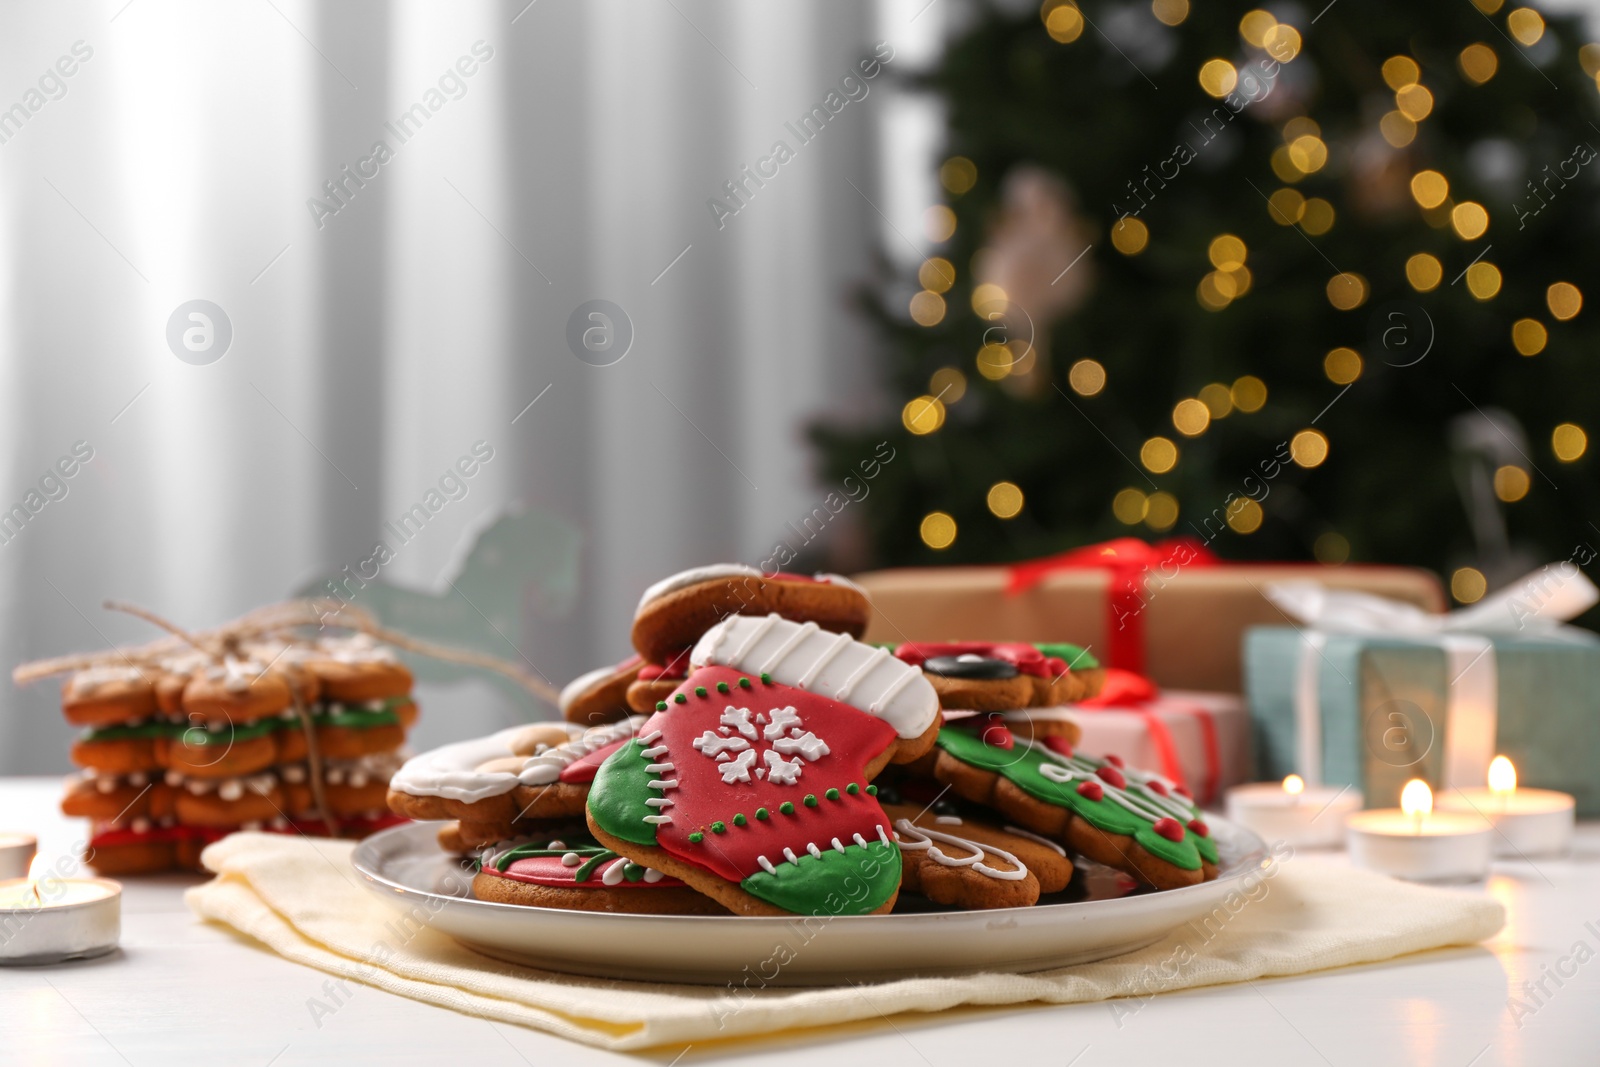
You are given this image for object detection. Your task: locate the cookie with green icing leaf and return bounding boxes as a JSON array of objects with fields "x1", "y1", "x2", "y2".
[
  {"x1": 929, "y1": 724, "x2": 1219, "y2": 890},
  {"x1": 586, "y1": 614, "x2": 942, "y2": 916}
]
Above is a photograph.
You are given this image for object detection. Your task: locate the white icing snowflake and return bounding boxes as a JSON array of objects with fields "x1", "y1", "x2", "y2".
[{"x1": 690, "y1": 704, "x2": 829, "y2": 786}]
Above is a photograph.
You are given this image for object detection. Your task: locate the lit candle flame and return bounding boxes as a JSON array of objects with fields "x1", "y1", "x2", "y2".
[
  {"x1": 24, "y1": 853, "x2": 46, "y2": 906},
  {"x1": 1282, "y1": 774, "x2": 1305, "y2": 796},
  {"x1": 1488, "y1": 755, "x2": 1517, "y2": 796},
  {"x1": 1400, "y1": 779, "x2": 1433, "y2": 827}
]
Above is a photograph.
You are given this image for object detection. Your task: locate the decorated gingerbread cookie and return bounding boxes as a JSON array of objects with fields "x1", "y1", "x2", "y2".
[
  {"x1": 630, "y1": 564, "x2": 871, "y2": 663},
  {"x1": 559, "y1": 654, "x2": 643, "y2": 725},
  {"x1": 893, "y1": 642, "x2": 1099, "y2": 709},
  {"x1": 624, "y1": 648, "x2": 693, "y2": 714},
  {"x1": 1034, "y1": 643, "x2": 1104, "y2": 702},
  {"x1": 585, "y1": 614, "x2": 941, "y2": 916},
  {"x1": 387, "y1": 717, "x2": 641, "y2": 825},
  {"x1": 472, "y1": 832, "x2": 724, "y2": 914},
  {"x1": 883, "y1": 801, "x2": 1074, "y2": 910},
  {"x1": 925, "y1": 725, "x2": 1218, "y2": 890}
]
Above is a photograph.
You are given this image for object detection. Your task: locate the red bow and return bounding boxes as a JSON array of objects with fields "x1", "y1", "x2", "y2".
[{"x1": 1004, "y1": 537, "x2": 1218, "y2": 674}]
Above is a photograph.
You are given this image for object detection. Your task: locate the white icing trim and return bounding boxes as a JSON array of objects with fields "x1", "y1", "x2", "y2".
[
  {"x1": 691, "y1": 614, "x2": 938, "y2": 739},
  {"x1": 893, "y1": 818, "x2": 1029, "y2": 881},
  {"x1": 1002, "y1": 825, "x2": 1068, "y2": 856},
  {"x1": 636, "y1": 564, "x2": 764, "y2": 613},
  {"x1": 389, "y1": 717, "x2": 636, "y2": 802}
]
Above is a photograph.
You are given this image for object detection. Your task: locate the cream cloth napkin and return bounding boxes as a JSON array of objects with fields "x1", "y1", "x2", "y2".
[{"x1": 186, "y1": 832, "x2": 1504, "y2": 1052}]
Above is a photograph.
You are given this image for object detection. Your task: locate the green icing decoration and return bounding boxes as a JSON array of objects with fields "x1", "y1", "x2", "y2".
[
  {"x1": 846, "y1": 783, "x2": 859, "y2": 795},
  {"x1": 695, "y1": 686, "x2": 708, "y2": 698},
  {"x1": 733, "y1": 813, "x2": 747, "y2": 826},
  {"x1": 935, "y1": 728, "x2": 1203, "y2": 870},
  {"x1": 688, "y1": 832, "x2": 704, "y2": 843},
  {"x1": 656, "y1": 701, "x2": 668, "y2": 711},
  {"x1": 711, "y1": 821, "x2": 727, "y2": 834},
  {"x1": 803, "y1": 794, "x2": 818, "y2": 807},
  {"x1": 740, "y1": 840, "x2": 900, "y2": 915},
  {"x1": 674, "y1": 693, "x2": 688, "y2": 704},
  {"x1": 755, "y1": 807, "x2": 769, "y2": 820},
  {"x1": 825, "y1": 788, "x2": 839, "y2": 801},
  {"x1": 586, "y1": 739, "x2": 662, "y2": 847},
  {"x1": 623, "y1": 863, "x2": 644, "y2": 883},
  {"x1": 716, "y1": 681, "x2": 729, "y2": 693},
  {"x1": 738, "y1": 677, "x2": 752, "y2": 689},
  {"x1": 80, "y1": 700, "x2": 402, "y2": 745},
  {"x1": 1037, "y1": 643, "x2": 1100, "y2": 670},
  {"x1": 866, "y1": 785, "x2": 877, "y2": 796},
  {"x1": 760, "y1": 672, "x2": 771, "y2": 684},
  {"x1": 779, "y1": 802, "x2": 795, "y2": 815}
]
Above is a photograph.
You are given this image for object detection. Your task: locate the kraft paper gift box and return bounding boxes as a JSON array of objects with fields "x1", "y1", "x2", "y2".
[
  {"x1": 1243, "y1": 568, "x2": 1600, "y2": 816},
  {"x1": 855, "y1": 538, "x2": 1444, "y2": 693}
]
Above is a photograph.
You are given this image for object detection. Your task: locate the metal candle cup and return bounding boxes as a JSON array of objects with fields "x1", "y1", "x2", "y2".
[
  {"x1": 0, "y1": 872, "x2": 122, "y2": 965},
  {"x1": 1344, "y1": 780, "x2": 1492, "y2": 883},
  {"x1": 1224, "y1": 775, "x2": 1358, "y2": 850}
]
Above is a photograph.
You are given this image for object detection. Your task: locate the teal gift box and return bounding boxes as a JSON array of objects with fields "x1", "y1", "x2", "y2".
[{"x1": 1244, "y1": 625, "x2": 1600, "y2": 816}]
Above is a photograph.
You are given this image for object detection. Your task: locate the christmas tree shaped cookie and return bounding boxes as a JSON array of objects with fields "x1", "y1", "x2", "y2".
[{"x1": 586, "y1": 614, "x2": 941, "y2": 916}]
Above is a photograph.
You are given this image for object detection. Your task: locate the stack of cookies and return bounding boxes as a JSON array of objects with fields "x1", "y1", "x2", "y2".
[
  {"x1": 389, "y1": 563, "x2": 1220, "y2": 917},
  {"x1": 59, "y1": 633, "x2": 415, "y2": 874}
]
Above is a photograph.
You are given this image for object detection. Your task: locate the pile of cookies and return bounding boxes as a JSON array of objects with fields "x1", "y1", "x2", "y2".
[
  {"x1": 389, "y1": 563, "x2": 1220, "y2": 917},
  {"x1": 59, "y1": 633, "x2": 414, "y2": 874}
]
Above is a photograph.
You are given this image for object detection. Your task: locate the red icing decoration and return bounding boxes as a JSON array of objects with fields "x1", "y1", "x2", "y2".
[
  {"x1": 644, "y1": 666, "x2": 898, "y2": 884},
  {"x1": 979, "y1": 715, "x2": 1015, "y2": 750},
  {"x1": 1097, "y1": 764, "x2": 1127, "y2": 789},
  {"x1": 892, "y1": 642, "x2": 1054, "y2": 678},
  {"x1": 488, "y1": 854, "x2": 687, "y2": 889},
  {"x1": 1152, "y1": 816, "x2": 1185, "y2": 842},
  {"x1": 1042, "y1": 736, "x2": 1075, "y2": 759},
  {"x1": 637, "y1": 647, "x2": 693, "y2": 681},
  {"x1": 1186, "y1": 819, "x2": 1210, "y2": 838},
  {"x1": 1174, "y1": 785, "x2": 1192, "y2": 800},
  {"x1": 1076, "y1": 780, "x2": 1104, "y2": 801},
  {"x1": 1146, "y1": 779, "x2": 1170, "y2": 797},
  {"x1": 1103, "y1": 753, "x2": 1125, "y2": 768},
  {"x1": 558, "y1": 735, "x2": 633, "y2": 784}
]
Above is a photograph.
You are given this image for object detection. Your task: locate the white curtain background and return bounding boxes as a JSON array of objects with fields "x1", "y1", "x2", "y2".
[{"x1": 0, "y1": 0, "x2": 946, "y2": 771}]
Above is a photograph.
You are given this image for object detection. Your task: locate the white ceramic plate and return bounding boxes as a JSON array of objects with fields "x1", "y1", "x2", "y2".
[{"x1": 351, "y1": 818, "x2": 1270, "y2": 985}]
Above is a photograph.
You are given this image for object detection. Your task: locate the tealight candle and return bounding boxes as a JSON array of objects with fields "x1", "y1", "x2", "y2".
[
  {"x1": 1224, "y1": 774, "x2": 1361, "y2": 849},
  {"x1": 1436, "y1": 756, "x2": 1576, "y2": 858},
  {"x1": 0, "y1": 833, "x2": 36, "y2": 880},
  {"x1": 1345, "y1": 779, "x2": 1493, "y2": 882},
  {"x1": 0, "y1": 856, "x2": 122, "y2": 965}
]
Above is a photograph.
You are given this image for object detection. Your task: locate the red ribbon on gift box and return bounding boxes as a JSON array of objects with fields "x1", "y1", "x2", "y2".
[
  {"x1": 1004, "y1": 537, "x2": 1218, "y2": 675},
  {"x1": 1074, "y1": 667, "x2": 1223, "y2": 805}
]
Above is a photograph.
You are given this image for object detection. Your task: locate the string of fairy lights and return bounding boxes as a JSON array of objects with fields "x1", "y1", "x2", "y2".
[{"x1": 900, "y1": 0, "x2": 1592, "y2": 602}]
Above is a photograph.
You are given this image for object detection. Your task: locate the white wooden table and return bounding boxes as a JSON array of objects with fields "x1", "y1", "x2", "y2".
[{"x1": 2, "y1": 776, "x2": 1597, "y2": 1066}]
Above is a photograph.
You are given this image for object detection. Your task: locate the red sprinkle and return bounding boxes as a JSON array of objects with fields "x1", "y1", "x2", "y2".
[
  {"x1": 1174, "y1": 785, "x2": 1192, "y2": 799},
  {"x1": 1042, "y1": 736, "x2": 1074, "y2": 759},
  {"x1": 1097, "y1": 764, "x2": 1127, "y2": 790},
  {"x1": 1104, "y1": 753, "x2": 1125, "y2": 768},
  {"x1": 1152, "y1": 816, "x2": 1185, "y2": 842},
  {"x1": 1186, "y1": 819, "x2": 1210, "y2": 838},
  {"x1": 1146, "y1": 779, "x2": 1170, "y2": 797},
  {"x1": 1076, "y1": 780, "x2": 1105, "y2": 801},
  {"x1": 979, "y1": 716, "x2": 1015, "y2": 750}
]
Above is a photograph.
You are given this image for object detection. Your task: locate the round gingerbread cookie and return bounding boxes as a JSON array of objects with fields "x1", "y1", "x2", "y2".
[
  {"x1": 559, "y1": 654, "x2": 643, "y2": 725},
  {"x1": 472, "y1": 833, "x2": 724, "y2": 914},
  {"x1": 1034, "y1": 643, "x2": 1105, "y2": 703},
  {"x1": 894, "y1": 642, "x2": 1077, "y2": 710},
  {"x1": 281, "y1": 634, "x2": 414, "y2": 704},
  {"x1": 927, "y1": 723, "x2": 1218, "y2": 891},
  {"x1": 883, "y1": 801, "x2": 1074, "y2": 909},
  {"x1": 630, "y1": 564, "x2": 870, "y2": 664},
  {"x1": 61, "y1": 665, "x2": 160, "y2": 728},
  {"x1": 180, "y1": 656, "x2": 296, "y2": 724}
]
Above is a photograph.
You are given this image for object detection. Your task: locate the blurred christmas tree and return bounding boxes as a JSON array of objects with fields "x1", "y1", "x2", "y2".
[{"x1": 812, "y1": 0, "x2": 1600, "y2": 605}]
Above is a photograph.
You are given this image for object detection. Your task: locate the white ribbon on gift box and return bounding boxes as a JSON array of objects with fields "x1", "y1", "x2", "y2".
[{"x1": 1266, "y1": 564, "x2": 1598, "y2": 788}]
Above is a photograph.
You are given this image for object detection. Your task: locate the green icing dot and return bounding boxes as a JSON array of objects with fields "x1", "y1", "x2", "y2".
[
  {"x1": 866, "y1": 785, "x2": 878, "y2": 796},
  {"x1": 656, "y1": 701, "x2": 668, "y2": 711},
  {"x1": 688, "y1": 832, "x2": 704, "y2": 843},
  {"x1": 846, "y1": 783, "x2": 860, "y2": 795},
  {"x1": 738, "y1": 677, "x2": 752, "y2": 689},
  {"x1": 825, "y1": 788, "x2": 840, "y2": 801},
  {"x1": 760, "y1": 672, "x2": 772, "y2": 684},
  {"x1": 716, "y1": 681, "x2": 729, "y2": 693},
  {"x1": 733, "y1": 813, "x2": 747, "y2": 826},
  {"x1": 755, "y1": 807, "x2": 769, "y2": 820},
  {"x1": 779, "y1": 802, "x2": 795, "y2": 815},
  {"x1": 623, "y1": 863, "x2": 645, "y2": 883},
  {"x1": 804, "y1": 794, "x2": 818, "y2": 807},
  {"x1": 695, "y1": 686, "x2": 708, "y2": 698},
  {"x1": 674, "y1": 693, "x2": 688, "y2": 704},
  {"x1": 711, "y1": 821, "x2": 727, "y2": 834}
]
